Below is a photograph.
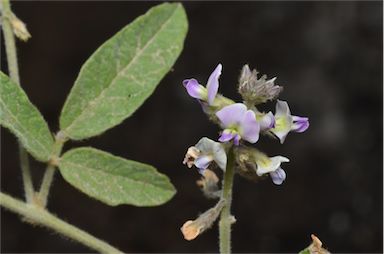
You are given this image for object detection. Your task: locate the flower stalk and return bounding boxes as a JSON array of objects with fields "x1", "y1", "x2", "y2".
[{"x1": 219, "y1": 147, "x2": 236, "y2": 254}]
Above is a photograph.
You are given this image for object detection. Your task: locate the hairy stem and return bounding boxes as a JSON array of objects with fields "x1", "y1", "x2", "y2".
[
  {"x1": 219, "y1": 147, "x2": 235, "y2": 254},
  {"x1": 37, "y1": 164, "x2": 56, "y2": 207},
  {"x1": 0, "y1": 192, "x2": 123, "y2": 253},
  {"x1": 37, "y1": 132, "x2": 66, "y2": 207},
  {"x1": 1, "y1": 0, "x2": 34, "y2": 203}
]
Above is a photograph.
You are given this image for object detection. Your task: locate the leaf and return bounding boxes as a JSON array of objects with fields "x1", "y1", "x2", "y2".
[
  {"x1": 59, "y1": 3, "x2": 188, "y2": 140},
  {"x1": 58, "y1": 147, "x2": 176, "y2": 206},
  {"x1": 0, "y1": 72, "x2": 54, "y2": 162}
]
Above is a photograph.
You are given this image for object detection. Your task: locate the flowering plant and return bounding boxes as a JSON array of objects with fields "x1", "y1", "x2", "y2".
[{"x1": 181, "y1": 63, "x2": 309, "y2": 253}]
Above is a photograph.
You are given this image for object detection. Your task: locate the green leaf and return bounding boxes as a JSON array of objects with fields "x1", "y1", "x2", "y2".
[
  {"x1": 0, "y1": 72, "x2": 54, "y2": 162},
  {"x1": 60, "y1": 3, "x2": 188, "y2": 140},
  {"x1": 58, "y1": 147, "x2": 176, "y2": 206}
]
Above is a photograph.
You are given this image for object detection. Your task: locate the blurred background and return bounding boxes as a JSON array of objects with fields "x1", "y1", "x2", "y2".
[{"x1": 1, "y1": 1, "x2": 382, "y2": 253}]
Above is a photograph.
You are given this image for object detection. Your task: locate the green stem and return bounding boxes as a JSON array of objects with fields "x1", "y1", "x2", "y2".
[
  {"x1": 37, "y1": 164, "x2": 56, "y2": 207},
  {"x1": 37, "y1": 132, "x2": 66, "y2": 207},
  {"x1": 1, "y1": 0, "x2": 20, "y2": 85},
  {"x1": 219, "y1": 147, "x2": 236, "y2": 254},
  {"x1": 1, "y1": 0, "x2": 34, "y2": 203},
  {"x1": 0, "y1": 192, "x2": 123, "y2": 253}
]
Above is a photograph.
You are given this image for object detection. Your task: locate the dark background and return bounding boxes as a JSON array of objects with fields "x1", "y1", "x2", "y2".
[{"x1": 1, "y1": 1, "x2": 383, "y2": 253}]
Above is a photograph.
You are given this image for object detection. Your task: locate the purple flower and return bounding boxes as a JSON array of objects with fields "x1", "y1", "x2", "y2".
[
  {"x1": 271, "y1": 100, "x2": 309, "y2": 143},
  {"x1": 270, "y1": 167, "x2": 287, "y2": 185},
  {"x1": 254, "y1": 154, "x2": 289, "y2": 185},
  {"x1": 183, "y1": 64, "x2": 222, "y2": 105},
  {"x1": 216, "y1": 103, "x2": 260, "y2": 145},
  {"x1": 183, "y1": 137, "x2": 227, "y2": 173},
  {"x1": 257, "y1": 111, "x2": 275, "y2": 131}
]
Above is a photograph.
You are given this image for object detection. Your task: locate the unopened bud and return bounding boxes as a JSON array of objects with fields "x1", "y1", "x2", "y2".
[
  {"x1": 234, "y1": 146, "x2": 263, "y2": 182},
  {"x1": 238, "y1": 65, "x2": 282, "y2": 105},
  {"x1": 9, "y1": 13, "x2": 31, "y2": 41}
]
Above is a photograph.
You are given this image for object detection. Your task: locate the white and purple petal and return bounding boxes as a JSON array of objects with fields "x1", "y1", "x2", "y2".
[
  {"x1": 259, "y1": 112, "x2": 275, "y2": 131},
  {"x1": 239, "y1": 110, "x2": 260, "y2": 143},
  {"x1": 212, "y1": 144, "x2": 227, "y2": 170},
  {"x1": 194, "y1": 155, "x2": 213, "y2": 170},
  {"x1": 183, "y1": 79, "x2": 206, "y2": 100},
  {"x1": 270, "y1": 167, "x2": 286, "y2": 185},
  {"x1": 233, "y1": 134, "x2": 241, "y2": 146},
  {"x1": 275, "y1": 100, "x2": 291, "y2": 117},
  {"x1": 218, "y1": 129, "x2": 235, "y2": 143},
  {"x1": 206, "y1": 64, "x2": 222, "y2": 105},
  {"x1": 292, "y1": 116, "x2": 309, "y2": 133},
  {"x1": 216, "y1": 103, "x2": 247, "y2": 128},
  {"x1": 195, "y1": 137, "x2": 227, "y2": 170},
  {"x1": 256, "y1": 155, "x2": 289, "y2": 176}
]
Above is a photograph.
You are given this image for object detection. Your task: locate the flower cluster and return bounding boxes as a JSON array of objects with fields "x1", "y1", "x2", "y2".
[{"x1": 183, "y1": 64, "x2": 309, "y2": 185}]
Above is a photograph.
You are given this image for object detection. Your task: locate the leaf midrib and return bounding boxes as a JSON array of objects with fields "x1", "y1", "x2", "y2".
[
  {"x1": 60, "y1": 160, "x2": 173, "y2": 192},
  {"x1": 63, "y1": 5, "x2": 180, "y2": 135}
]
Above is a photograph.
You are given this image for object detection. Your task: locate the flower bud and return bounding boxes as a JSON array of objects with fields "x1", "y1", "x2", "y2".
[
  {"x1": 238, "y1": 65, "x2": 282, "y2": 105},
  {"x1": 234, "y1": 146, "x2": 263, "y2": 182},
  {"x1": 9, "y1": 13, "x2": 31, "y2": 41}
]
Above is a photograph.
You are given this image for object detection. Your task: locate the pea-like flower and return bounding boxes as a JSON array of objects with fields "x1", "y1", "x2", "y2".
[
  {"x1": 216, "y1": 103, "x2": 260, "y2": 145},
  {"x1": 271, "y1": 100, "x2": 309, "y2": 143},
  {"x1": 183, "y1": 64, "x2": 222, "y2": 105},
  {"x1": 257, "y1": 111, "x2": 275, "y2": 131},
  {"x1": 183, "y1": 137, "x2": 227, "y2": 173},
  {"x1": 255, "y1": 154, "x2": 289, "y2": 185}
]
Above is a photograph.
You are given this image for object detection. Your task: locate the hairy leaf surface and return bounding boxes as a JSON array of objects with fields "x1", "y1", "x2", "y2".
[
  {"x1": 60, "y1": 3, "x2": 188, "y2": 140},
  {"x1": 59, "y1": 147, "x2": 176, "y2": 206},
  {"x1": 0, "y1": 72, "x2": 54, "y2": 161}
]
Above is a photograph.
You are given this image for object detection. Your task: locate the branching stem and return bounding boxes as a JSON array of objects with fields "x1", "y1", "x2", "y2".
[
  {"x1": 37, "y1": 131, "x2": 67, "y2": 207},
  {"x1": 0, "y1": 192, "x2": 123, "y2": 254}
]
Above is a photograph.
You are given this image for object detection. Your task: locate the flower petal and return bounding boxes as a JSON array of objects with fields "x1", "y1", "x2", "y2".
[
  {"x1": 216, "y1": 103, "x2": 247, "y2": 127},
  {"x1": 275, "y1": 100, "x2": 291, "y2": 117},
  {"x1": 259, "y1": 112, "x2": 275, "y2": 131},
  {"x1": 218, "y1": 129, "x2": 235, "y2": 143},
  {"x1": 195, "y1": 137, "x2": 215, "y2": 154},
  {"x1": 239, "y1": 110, "x2": 260, "y2": 143},
  {"x1": 256, "y1": 155, "x2": 289, "y2": 176},
  {"x1": 233, "y1": 134, "x2": 241, "y2": 146},
  {"x1": 194, "y1": 155, "x2": 213, "y2": 170},
  {"x1": 270, "y1": 167, "x2": 286, "y2": 185},
  {"x1": 212, "y1": 143, "x2": 227, "y2": 170},
  {"x1": 206, "y1": 64, "x2": 222, "y2": 105},
  {"x1": 183, "y1": 79, "x2": 206, "y2": 100},
  {"x1": 292, "y1": 116, "x2": 309, "y2": 133},
  {"x1": 271, "y1": 116, "x2": 292, "y2": 144}
]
